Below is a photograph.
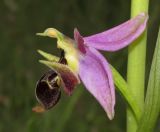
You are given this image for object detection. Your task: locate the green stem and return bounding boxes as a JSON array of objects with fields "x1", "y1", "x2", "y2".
[
  {"x1": 111, "y1": 65, "x2": 141, "y2": 121},
  {"x1": 127, "y1": 1, "x2": 149, "y2": 132}
]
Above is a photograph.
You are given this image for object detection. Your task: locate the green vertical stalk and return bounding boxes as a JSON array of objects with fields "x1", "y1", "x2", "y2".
[{"x1": 127, "y1": 1, "x2": 149, "y2": 132}]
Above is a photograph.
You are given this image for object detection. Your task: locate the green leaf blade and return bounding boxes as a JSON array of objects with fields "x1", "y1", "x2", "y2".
[{"x1": 137, "y1": 28, "x2": 160, "y2": 132}]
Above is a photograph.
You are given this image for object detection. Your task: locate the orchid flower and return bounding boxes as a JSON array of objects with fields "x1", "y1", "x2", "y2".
[{"x1": 35, "y1": 13, "x2": 148, "y2": 120}]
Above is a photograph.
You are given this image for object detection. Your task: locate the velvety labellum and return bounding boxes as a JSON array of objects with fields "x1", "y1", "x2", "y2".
[{"x1": 36, "y1": 70, "x2": 61, "y2": 109}]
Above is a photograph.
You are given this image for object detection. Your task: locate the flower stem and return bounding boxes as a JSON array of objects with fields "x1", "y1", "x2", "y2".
[
  {"x1": 111, "y1": 65, "x2": 142, "y2": 121},
  {"x1": 127, "y1": 1, "x2": 149, "y2": 132}
]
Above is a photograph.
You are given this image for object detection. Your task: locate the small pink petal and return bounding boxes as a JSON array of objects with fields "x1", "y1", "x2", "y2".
[
  {"x1": 79, "y1": 47, "x2": 115, "y2": 120},
  {"x1": 74, "y1": 28, "x2": 86, "y2": 54},
  {"x1": 84, "y1": 13, "x2": 148, "y2": 51}
]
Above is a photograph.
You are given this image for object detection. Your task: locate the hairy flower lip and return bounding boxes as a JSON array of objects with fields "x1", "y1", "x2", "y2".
[
  {"x1": 35, "y1": 70, "x2": 61, "y2": 109},
  {"x1": 35, "y1": 50, "x2": 79, "y2": 109}
]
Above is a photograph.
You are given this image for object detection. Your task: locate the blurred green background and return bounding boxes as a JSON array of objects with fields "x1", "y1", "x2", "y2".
[{"x1": 0, "y1": 0, "x2": 160, "y2": 132}]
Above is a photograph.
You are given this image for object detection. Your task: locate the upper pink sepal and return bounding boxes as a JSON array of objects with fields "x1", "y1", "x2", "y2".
[{"x1": 84, "y1": 13, "x2": 148, "y2": 51}]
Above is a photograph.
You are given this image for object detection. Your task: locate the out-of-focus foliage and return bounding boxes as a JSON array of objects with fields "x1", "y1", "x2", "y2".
[{"x1": 0, "y1": 0, "x2": 159, "y2": 132}]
